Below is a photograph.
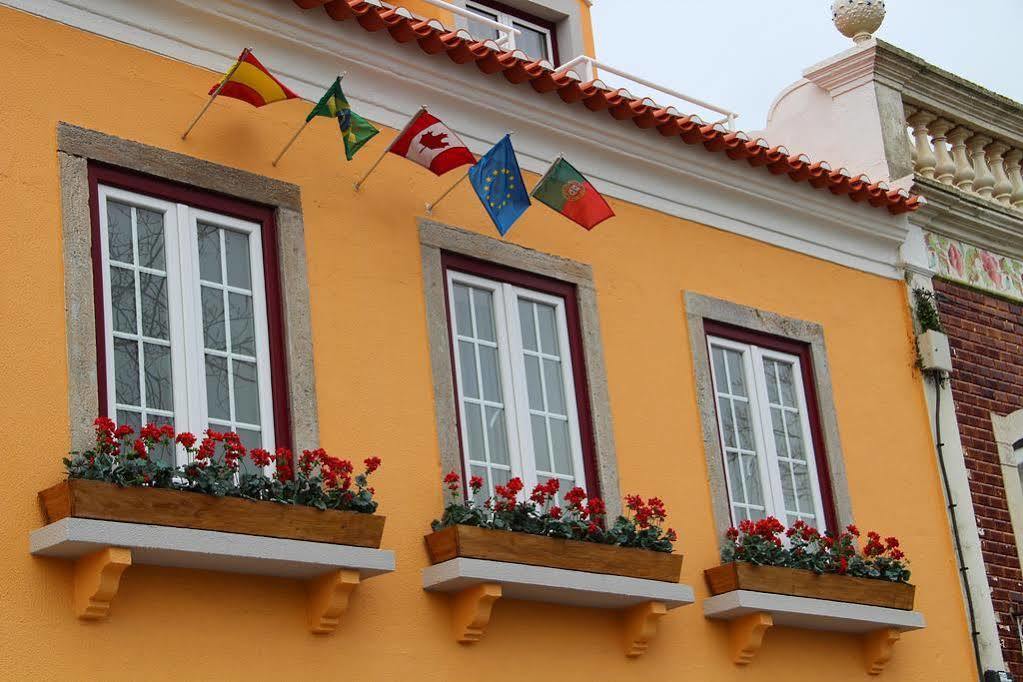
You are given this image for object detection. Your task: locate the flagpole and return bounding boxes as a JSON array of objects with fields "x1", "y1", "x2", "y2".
[
  {"x1": 354, "y1": 105, "x2": 427, "y2": 191},
  {"x1": 182, "y1": 47, "x2": 251, "y2": 140},
  {"x1": 272, "y1": 72, "x2": 347, "y2": 167},
  {"x1": 425, "y1": 171, "x2": 469, "y2": 214}
]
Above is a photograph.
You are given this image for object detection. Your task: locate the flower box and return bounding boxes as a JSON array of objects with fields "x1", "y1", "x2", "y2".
[
  {"x1": 39, "y1": 479, "x2": 386, "y2": 549},
  {"x1": 704, "y1": 562, "x2": 915, "y2": 610},
  {"x1": 424, "y1": 525, "x2": 683, "y2": 583}
]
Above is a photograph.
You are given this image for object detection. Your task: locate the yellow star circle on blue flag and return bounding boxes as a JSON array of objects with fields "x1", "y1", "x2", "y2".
[{"x1": 469, "y1": 135, "x2": 530, "y2": 237}]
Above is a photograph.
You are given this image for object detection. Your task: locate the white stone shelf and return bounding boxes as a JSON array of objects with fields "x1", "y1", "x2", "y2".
[
  {"x1": 702, "y1": 589, "x2": 925, "y2": 673},
  {"x1": 702, "y1": 589, "x2": 925, "y2": 633},
  {"x1": 32, "y1": 517, "x2": 395, "y2": 579},
  {"x1": 423, "y1": 557, "x2": 694, "y2": 609},
  {"x1": 31, "y1": 518, "x2": 395, "y2": 632},
  {"x1": 422, "y1": 557, "x2": 695, "y2": 656}
]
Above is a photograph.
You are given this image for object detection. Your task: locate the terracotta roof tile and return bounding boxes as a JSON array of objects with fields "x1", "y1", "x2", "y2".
[{"x1": 291, "y1": 0, "x2": 921, "y2": 215}]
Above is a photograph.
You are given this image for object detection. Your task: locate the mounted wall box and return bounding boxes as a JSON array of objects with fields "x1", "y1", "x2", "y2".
[{"x1": 918, "y1": 330, "x2": 953, "y2": 373}]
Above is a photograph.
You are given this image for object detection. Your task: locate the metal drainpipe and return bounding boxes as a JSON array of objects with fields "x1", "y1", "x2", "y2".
[{"x1": 931, "y1": 371, "x2": 985, "y2": 682}]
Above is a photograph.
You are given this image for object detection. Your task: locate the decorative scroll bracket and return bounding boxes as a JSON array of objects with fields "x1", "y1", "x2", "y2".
[
  {"x1": 452, "y1": 583, "x2": 502, "y2": 643},
  {"x1": 623, "y1": 600, "x2": 668, "y2": 657},
  {"x1": 729, "y1": 612, "x2": 773, "y2": 665},
  {"x1": 863, "y1": 627, "x2": 901, "y2": 675},
  {"x1": 307, "y1": 568, "x2": 361, "y2": 634},
  {"x1": 74, "y1": 546, "x2": 132, "y2": 620}
]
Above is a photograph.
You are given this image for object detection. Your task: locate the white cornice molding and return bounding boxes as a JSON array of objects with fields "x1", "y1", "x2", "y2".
[{"x1": 2, "y1": 0, "x2": 909, "y2": 279}]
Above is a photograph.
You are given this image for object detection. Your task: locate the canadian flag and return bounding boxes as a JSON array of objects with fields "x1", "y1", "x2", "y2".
[{"x1": 388, "y1": 111, "x2": 476, "y2": 176}]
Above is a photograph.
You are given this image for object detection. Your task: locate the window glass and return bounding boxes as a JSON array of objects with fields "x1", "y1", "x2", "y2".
[
  {"x1": 99, "y1": 186, "x2": 274, "y2": 466},
  {"x1": 465, "y1": 1, "x2": 554, "y2": 64},
  {"x1": 709, "y1": 337, "x2": 826, "y2": 531},
  {"x1": 448, "y1": 271, "x2": 585, "y2": 504},
  {"x1": 513, "y1": 22, "x2": 549, "y2": 61},
  {"x1": 466, "y1": 4, "x2": 500, "y2": 41}
]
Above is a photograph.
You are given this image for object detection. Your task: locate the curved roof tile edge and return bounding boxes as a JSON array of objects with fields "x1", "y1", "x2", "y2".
[{"x1": 291, "y1": 0, "x2": 921, "y2": 215}]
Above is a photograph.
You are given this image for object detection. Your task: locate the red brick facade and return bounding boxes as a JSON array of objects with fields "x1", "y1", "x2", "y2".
[{"x1": 934, "y1": 278, "x2": 1023, "y2": 678}]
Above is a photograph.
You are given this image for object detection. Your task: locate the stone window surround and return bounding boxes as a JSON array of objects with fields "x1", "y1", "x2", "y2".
[
  {"x1": 684, "y1": 291, "x2": 854, "y2": 540},
  {"x1": 57, "y1": 122, "x2": 318, "y2": 453},
  {"x1": 991, "y1": 409, "x2": 1023, "y2": 575},
  {"x1": 418, "y1": 219, "x2": 620, "y2": 515}
]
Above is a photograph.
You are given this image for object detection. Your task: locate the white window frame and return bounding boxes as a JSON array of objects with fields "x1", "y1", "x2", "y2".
[
  {"x1": 446, "y1": 269, "x2": 586, "y2": 499},
  {"x1": 707, "y1": 335, "x2": 828, "y2": 531},
  {"x1": 465, "y1": 0, "x2": 555, "y2": 63},
  {"x1": 97, "y1": 184, "x2": 275, "y2": 465}
]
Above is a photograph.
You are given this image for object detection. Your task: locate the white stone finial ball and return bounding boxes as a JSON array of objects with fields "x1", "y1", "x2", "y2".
[{"x1": 831, "y1": 0, "x2": 886, "y2": 44}]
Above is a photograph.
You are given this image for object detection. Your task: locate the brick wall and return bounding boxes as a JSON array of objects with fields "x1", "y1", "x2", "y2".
[{"x1": 934, "y1": 278, "x2": 1023, "y2": 678}]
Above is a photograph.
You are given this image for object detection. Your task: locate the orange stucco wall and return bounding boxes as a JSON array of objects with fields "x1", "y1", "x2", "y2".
[{"x1": 0, "y1": 7, "x2": 972, "y2": 680}]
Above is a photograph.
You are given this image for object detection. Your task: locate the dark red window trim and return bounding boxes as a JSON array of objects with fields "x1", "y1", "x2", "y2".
[
  {"x1": 87, "y1": 162, "x2": 292, "y2": 451},
  {"x1": 703, "y1": 319, "x2": 838, "y2": 533},
  {"x1": 465, "y1": 0, "x2": 561, "y2": 66},
  {"x1": 440, "y1": 251, "x2": 599, "y2": 497}
]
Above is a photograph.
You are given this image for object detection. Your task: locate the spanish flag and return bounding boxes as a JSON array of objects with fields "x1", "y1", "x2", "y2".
[{"x1": 210, "y1": 49, "x2": 298, "y2": 107}]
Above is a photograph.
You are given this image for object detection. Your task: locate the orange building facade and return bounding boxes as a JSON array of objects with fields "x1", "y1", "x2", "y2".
[{"x1": 0, "y1": 1, "x2": 979, "y2": 679}]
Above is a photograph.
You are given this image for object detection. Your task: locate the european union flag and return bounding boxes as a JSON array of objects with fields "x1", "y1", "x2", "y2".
[{"x1": 469, "y1": 135, "x2": 530, "y2": 236}]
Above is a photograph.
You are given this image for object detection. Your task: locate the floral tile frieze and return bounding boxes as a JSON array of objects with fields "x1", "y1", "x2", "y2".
[{"x1": 926, "y1": 232, "x2": 1023, "y2": 302}]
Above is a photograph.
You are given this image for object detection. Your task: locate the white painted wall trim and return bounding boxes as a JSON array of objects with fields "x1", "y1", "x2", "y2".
[{"x1": 3, "y1": 0, "x2": 909, "y2": 279}]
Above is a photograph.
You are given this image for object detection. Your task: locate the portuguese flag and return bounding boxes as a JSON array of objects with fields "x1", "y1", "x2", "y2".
[{"x1": 531, "y1": 157, "x2": 614, "y2": 230}]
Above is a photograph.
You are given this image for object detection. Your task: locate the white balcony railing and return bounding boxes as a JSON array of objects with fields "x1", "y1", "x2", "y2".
[{"x1": 554, "y1": 55, "x2": 738, "y2": 131}]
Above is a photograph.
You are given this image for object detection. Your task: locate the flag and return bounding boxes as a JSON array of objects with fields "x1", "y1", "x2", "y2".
[
  {"x1": 210, "y1": 50, "x2": 298, "y2": 107},
  {"x1": 306, "y1": 78, "x2": 379, "y2": 160},
  {"x1": 388, "y1": 110, "x2": 475, "y2": 176},
  {"x1": 531, "y1": 158, "x2": 614, "y2": 230},
  {"x1": 469, "y1": 135, "x2": 531, "y2": 236}
]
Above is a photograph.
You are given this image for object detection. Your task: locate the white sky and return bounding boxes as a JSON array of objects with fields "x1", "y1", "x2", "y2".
[{"x1": 590, "y1": 0, "x2": 1023, "y2": 131}]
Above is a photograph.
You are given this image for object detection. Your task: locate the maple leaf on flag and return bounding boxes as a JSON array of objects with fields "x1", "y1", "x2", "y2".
[{"x1": 419, "y1": 131, "x2": 449, "y2": 150}]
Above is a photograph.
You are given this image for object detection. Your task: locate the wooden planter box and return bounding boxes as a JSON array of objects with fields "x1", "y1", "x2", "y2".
[
  {"x1": 424, "y1": 525, "x2": 683, "y2": 583},
  {"x1": 704, "y1": 562, "x2": 915, "y2": 610},
  {"x1": 39, "y1": 479, "x2": 386, "y2": 548}
]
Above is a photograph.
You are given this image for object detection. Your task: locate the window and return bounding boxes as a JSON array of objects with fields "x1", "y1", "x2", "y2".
[
  {"x1": 465, "y1": 0, "x2": 558, "y2": 64},
  {"x1": 444, "y1": 255, "x2": 595, "y2": 502},
  {"x1": 706, "y1": 325, "x2": 834, "y2": 531},
  {"x1": 92, "y1": 172, "x2": 285, "y2": 468}
]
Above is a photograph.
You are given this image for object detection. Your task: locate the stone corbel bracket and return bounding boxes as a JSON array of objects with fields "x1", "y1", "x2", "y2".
[
  {"x1": 863, "y1": 628, "x2": 901, "y2": 675},
  {"x1": 623, "y1": 601, "x2": 668, "y2": 657},
  {"x1": 307, "y1": 569, "x2": 362, "y2": 634},
  {"x1": 452, "y1": 583, "x2": 502, "y2": 643},
  {"x1": 74, "y1": 547, "x2": 132, "y2": 620},
  {"x1": 728, "y1": 612, "x2": 773, "y2": 665}
]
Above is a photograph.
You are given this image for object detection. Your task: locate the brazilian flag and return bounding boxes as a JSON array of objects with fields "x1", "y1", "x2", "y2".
[{"x1": 306, "y1": 78, "x2": 379, "y2": 161}]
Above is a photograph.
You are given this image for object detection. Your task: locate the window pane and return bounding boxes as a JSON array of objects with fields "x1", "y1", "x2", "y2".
[
  {"x1": 146, "y1": 414, "x2": 175, "y2": 467},
  {"x1": 472, "y1": 288, "x2": 496, "y2": 342},
  {"x1": 458, "y1": 340, "x2": 480, "y2": 399},
  {"x1": 229, "y1": 292, "x2": 255, "y2": 356},
  {"x1": 764, "y1": 359, "x2": 781, "y2": 404},
  {"x1": 225, "y1": 229, "x2": 251, "y2": 289},
  {"x1": 197, "y1": 223, "x2": 221, "y2": 283},
  {"x1": 531, "y1": 413, "x2": 551, "y2": 472},
  {"x1": 712, "y1": 347, "x2": 728, "y2": 389},
  {"x1": 467, "y1": 5, "x2": 500, "y2": 40},
  {"x1": 543, "y1": 358, "x2": 566, "y2": 415},
  {"x1": 779, "y1": 459, "x2": 796, "y2": 510},
  {"x1": 205, "y1": 354, "x2": 230, "y2": 421},
  {"x1": 513, "y1": 23, "x2": 550, "y2": 62},
  {"x1": 201, "y1": 286, "x2": 226, "y2": 351},
  {"x1": 478, "y1": 345, "x2": 501, "y2": 402},
  {"x1": 734, "y1": 400, "x2": 755, "y2": 450},
  {"x1": 136, "y1": 207, "x2": 166, "y2": 270},
  {"x1": 116, "y1": 409, "x2": 141, "y2": 435},
  {"x1": 718, "y1": 396, "x2": 737, "y2": 449},
  {"x1": 233, "y1": 360, "x2": 260, "y2": 425},
  {"x1": 536, "y1": 303, "x2": 558, "y2": 355},
  {"x1": 793, "y1": 464, "x2": 814, "y2": 513},
  {"x1": 549, "y1": 417, "x2": 572, "y2": 476},
  {"x1": 771, "y1": 407, "x2": 789, "y2": 458},
  {"x1": 725, "y1": 349, "x2": 746, "y2": 397},
  {"x1": 453, "y1": 284, "x2": 472, "y2": 337},
  {"x1": 114, "y1": 337, "x2": 140, "y2": 405},
  {"x1": 463, "y1": 401, "x2": 485, "y2": 461},
  {"x1": 237, "y1": 427, "x2": 263, "y2": 475},
  {"x1": 471, "y1": 464, "x2": 490, "y2": 502},
  {"x1": 742, "y1": 453, "x2": 764, "y2": 506},
  {"x1": 107, "y1": 200, "x2": 134, "y2": 264},
  {"x1": 143, "y1": 342, "x2": 174, "y2": 412},
  {"x1": 523, "y1": 354, "x2": 544, "y2": 410},
  {"x1": 777, "y1": 362, "x2": 796, "y2": 407},
  {"x1": 485, "y1": 406, "x2": 509, "y2": 465},
  {"x1": 785, "y1": 411, "x2": 805, "y2": 460},
  {"x1": 518, "y1": 299, "x2": 537, "y2": 351},
  {"x1": 139, "y1": 273, "x2": 170, "y2": 340},
  {"x1": 726, "y1": 451, "x2": 745, "y2": 503},
  {"x1": 110, "y1": 267, "x2": 137, "y2": 334}
]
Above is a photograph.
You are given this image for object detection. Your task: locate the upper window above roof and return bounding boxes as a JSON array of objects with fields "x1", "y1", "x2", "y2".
[{"x1": 452, "y1": 0, "x2": 590, "y2": 67}]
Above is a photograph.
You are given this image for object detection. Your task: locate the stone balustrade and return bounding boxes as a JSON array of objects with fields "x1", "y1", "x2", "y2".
[{"x1": 906, "y1": 106, "x2": 1023, "y2": 210}]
